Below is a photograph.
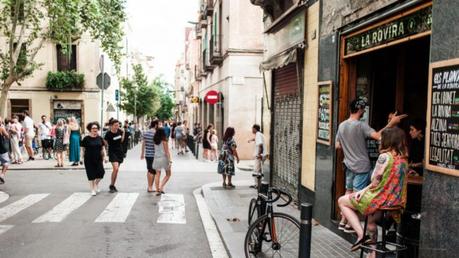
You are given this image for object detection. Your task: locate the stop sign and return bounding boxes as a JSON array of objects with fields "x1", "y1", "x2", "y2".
[{"x1": 205, "y1": 90, "x2": 219, "y2": 105}]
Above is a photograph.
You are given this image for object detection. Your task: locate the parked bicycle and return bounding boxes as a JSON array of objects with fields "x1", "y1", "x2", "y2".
[{"x1": 244, "y1": 182, "x2": 300, "y2": 257}]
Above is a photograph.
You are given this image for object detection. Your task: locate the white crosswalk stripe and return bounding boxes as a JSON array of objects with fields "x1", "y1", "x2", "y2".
[
  {"x1": 0, "y1": 194, "x2": 49, "y2": 223},
  {"x1": 0, "y1": 225, "x2": 14, "y2": 236},
  {"x1": 33, "y1": 192, "x2": 92, "y2": 223},
  {"x1": 157, "y1": 194, "x2": 186, "y2": 224},
  {"x1": 95, "y1": 193, "x2": 139, "y2": 223}
]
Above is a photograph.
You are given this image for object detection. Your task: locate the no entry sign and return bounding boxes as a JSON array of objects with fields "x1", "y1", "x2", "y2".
[{"x1": 205, "y1": 90, "x2": 219, "y2": 105}]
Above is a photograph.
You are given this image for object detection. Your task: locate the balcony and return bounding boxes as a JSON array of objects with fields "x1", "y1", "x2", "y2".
[
  {"x1": 46, "y1": 71, "x2": 85, "y2": 91},
  {"x1": 210, "y1": 35, "x2": 223, "y2": 66},
  {"x1": 194, "y1": 65, "x2": 202, "y2": 81},
  {"x1": 205, "y1": 0, "x2": 214, "y2": 16},
  {"x1": 196, "y1": 26, "x2": 202, "y2": 39},
  {"x1": 202, "y1": 49, "x2": 213, "y2": 72},
  {"x1": 199, "y1": 18, "x2": 207, "y2": 29}
]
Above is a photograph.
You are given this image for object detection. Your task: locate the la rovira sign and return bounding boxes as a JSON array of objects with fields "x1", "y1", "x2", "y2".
[{"x1": 205, "y1": 90, "x2": 219, "y2": 105}]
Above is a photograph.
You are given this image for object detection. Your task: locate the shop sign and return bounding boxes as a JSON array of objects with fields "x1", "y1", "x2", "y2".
[
  {"x1": 345, "y1": 5, "x2": 432, "y2": 56},
  {"x1": 426, "y1": 58, "x2": 459, "y2": 177},
  {"x1": 264, "y1": 10, "x2": 305, "y2": 60},
  {"x1": 190, "y1": 96, "x2": 200, "y2": 104},
  {"x1": 204, "y1": 90, "x2": 219, "y2": 105},
  {"x1": 53, "y1": 100, "x2": 82, "y2": 110},
  {"x1": 317, "y1": 81, "x2": 333, "y2": 145}
]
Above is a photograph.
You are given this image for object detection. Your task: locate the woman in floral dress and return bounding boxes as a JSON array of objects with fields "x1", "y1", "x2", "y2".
[
  {"x1": 338, "y1": 127, "x2": 408, "y2": 257},
  {"x1": 218, "y1": 127, "x2": 240, "y2": 189}
]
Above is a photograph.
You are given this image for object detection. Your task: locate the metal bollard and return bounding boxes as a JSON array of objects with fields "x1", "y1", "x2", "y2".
[{"x1": 299, "y1": 203, "x2": 313, "y2": 258}]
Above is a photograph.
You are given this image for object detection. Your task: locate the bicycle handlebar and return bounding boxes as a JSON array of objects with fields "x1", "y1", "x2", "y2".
[{"x1": 276, "y1": 189, "x2": 293, "y2": 207}]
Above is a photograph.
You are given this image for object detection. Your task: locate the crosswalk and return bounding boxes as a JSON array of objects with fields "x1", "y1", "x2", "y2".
[{"x1": 0, "y1": 192, "x2": 187, "y2": 236}]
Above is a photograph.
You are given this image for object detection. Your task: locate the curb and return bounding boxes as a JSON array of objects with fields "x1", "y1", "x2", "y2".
[
  {"x1": 193, "y1": 187, "x2": 229, "y2": 258},
  {"x1": 8, "y1": 166, "x2": 112, "y2": 171}
]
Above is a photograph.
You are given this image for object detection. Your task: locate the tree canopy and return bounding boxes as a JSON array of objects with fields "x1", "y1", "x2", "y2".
[{"x1": 0, "y1": 0, "x2": 126, "y2": 116}]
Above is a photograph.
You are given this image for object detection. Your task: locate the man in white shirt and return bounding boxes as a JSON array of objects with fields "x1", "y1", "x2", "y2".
[
  {"x1": 22, "y1": 110, "x2": 35, "y2": 161},
  {"x1": 249, "y1": 124, "x2": 266, "y2": 188},
  {"x1": 38, "y1": 115, "x2": 53, "y2": 160}
]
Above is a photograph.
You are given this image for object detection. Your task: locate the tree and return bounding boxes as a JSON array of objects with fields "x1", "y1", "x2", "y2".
[
  {"x1": 0, "y1": 0, "x2": 126, "y2": 116},
  {"x1": 120, "y1": 64, "x2": 160, "y2": 120},
  {"x1": 155, "y1": 89, "x2": 174, "y2": 121}
]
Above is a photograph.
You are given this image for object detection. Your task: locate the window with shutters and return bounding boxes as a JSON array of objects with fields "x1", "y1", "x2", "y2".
[{"x1": 56, "y1": 45, "x2": 77, "y2": 71}]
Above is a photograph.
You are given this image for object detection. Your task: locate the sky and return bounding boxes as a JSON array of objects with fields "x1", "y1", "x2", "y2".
[{"x1": 126, "y1": 0, "x2": 199, "y2": 83}]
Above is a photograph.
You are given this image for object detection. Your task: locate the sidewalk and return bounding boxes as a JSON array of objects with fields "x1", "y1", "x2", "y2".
[{"x1": 200, "y1": 180, "x2": 358, "y2": 258}]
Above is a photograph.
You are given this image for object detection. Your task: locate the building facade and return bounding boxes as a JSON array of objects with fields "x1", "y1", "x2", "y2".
[
  {"x1": 196, "y1": 0, "x2": 265, "y2": 159},
  {"x1": 2, "y1": 33, "x2": 119, "y2": 129},
  {"x1": 253, "y1": 0, "x2": 458, "y2": 257}
]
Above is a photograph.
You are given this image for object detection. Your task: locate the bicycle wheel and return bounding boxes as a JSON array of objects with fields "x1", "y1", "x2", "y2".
[
  {"x1": 248, "y1": 198, "x2": 258, "y2": 226},
  {"x1": 244, "y1": 213, "x2": 300, "y2": 258}
]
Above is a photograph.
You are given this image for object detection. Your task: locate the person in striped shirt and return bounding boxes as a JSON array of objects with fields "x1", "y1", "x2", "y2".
[{"x1": 141, "y1": 120, "x2": 159, "y2": 192}]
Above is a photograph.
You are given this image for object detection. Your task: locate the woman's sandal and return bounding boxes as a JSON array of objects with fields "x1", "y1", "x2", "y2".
[
  {"x1": 222, "y1": 182, "x2": 227, "y2": 188},
  {"x1": 351, "y1": 235, "x2": 371, "y2": 252}
]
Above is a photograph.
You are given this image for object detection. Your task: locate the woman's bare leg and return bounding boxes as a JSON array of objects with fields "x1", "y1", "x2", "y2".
[
  {"x1": 338, "y1": 195, "x2": 364, "y2": 240},
  {"x1": 154, "y1": 170, "x2": 161, "y2": 192},
  {"x1": 159, "y1": 168, "x2": 171, "y2": 192}
]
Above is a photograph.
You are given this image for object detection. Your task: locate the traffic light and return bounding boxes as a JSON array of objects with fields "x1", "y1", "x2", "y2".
[{"x1": 115, "y1": 89, "x2": 119, "y2": 101}]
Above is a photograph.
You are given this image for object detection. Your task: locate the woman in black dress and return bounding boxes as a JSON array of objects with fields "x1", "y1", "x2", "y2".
[
  {"x1": 81, "y1": 122, "x2": 106, "y2": 196},
  {"x1": 202, "y1": 124, "x2": 213, "y2": 161}
]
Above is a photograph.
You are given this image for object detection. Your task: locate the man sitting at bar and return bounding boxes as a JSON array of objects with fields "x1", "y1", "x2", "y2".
[
  {"x1": 336, "y1": 98, "x2": 407, "y2": 233},
  {"x1": 408, "y1": 118, "x2": 426, "y2": 176}
]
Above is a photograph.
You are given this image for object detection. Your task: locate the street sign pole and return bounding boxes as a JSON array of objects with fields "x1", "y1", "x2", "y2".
[{"x1": 100, "y1": 55, "x2": 105, "y2": 127}]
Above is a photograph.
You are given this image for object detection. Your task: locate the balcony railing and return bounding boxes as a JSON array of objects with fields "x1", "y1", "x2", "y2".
[
  {"x1": 194, "y1": 65, "x2": 202, "y2": 81},
  {"x1": 210, "y1": 34, "x2": 223, "y2": 66},
  {"x1": 46, "y1": 71, "x2": 85, "y2": 91},
  {"x1": 202, "y1": 49, "x2": 213, "y2": 72}
]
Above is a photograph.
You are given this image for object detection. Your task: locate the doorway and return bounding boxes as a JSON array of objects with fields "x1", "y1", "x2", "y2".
[{"x1": 333, "y1": 36, "x2": 430, "y2": 219}]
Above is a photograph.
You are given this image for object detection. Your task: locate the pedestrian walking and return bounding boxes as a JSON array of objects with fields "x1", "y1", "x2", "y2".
[
  {"x1": 103, "y1": 119, "x2": 125, "y2": 193},
  {"x1": 53, "y1": 119, "x2": 66, "y2": 167},
  {"x1": 170, "y1": 122, "x2": 176, "y2": 149},
  {"x1": 218, "y1": 127, "x2": 240, "y2": 189},
  {"x1": 335, "y1": 98, "x2": 406, "y2": 232},
  {"x1": 22, "y1": 110, "x2": 35, "y2": 161},
  {"x1": 164, "y1": 122, "x2": 171, "y2": 140},
  {"x1": 38, "y1": 115, "x2": 53, "y2": 160},
  {"x1": 68, "y1": 117, "x2": 81, "y2": 166},
  {"x1": 0, "y1": 118, "x2": 10, "y2": 184},
  {"x1": 122, "y1": 122, "x2": 131, "y2": 158},
  {"x1": 202, "y1": 124, "x2": 213, "y2": 161},
  {"x1": 174, "y1": 122, "x2": 184, "y2": 154},
  {"x1": 182, "y1": 120, "x2": 189, "y2": 153},
  {"x1": 338, "y1": 127, "x2": 408, "y2": 256},
  {"x1": 210, "y1": 129, "x2": 219, "y2": 161},
  {"x1": 141, "y1": 120, "x2": 158, "y2": 193},
  {"x1": 81, "y1": 122, "x2": 106, "y2": 196},
  {"x1": 248, "y1": 124, "x2": 266, "y2": 188},
  {"x1": 152, "y1": 127, "x2": 172, "y2": 196},
  {"x1": 9, "y1": 116, "x2": 23, "y2": 164}
]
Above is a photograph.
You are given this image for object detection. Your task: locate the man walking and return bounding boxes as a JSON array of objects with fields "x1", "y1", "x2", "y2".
[
  {"x1": 249, "y1": 124, "x2": 266, "y2": 188},
  {"x1": 103, "y1": 119, "x2": 125, "y2": 193},
  {"x1": 22, "y1": 110, "x2": 35, "y2": 161},
  {"x1": 140, "y1": 120, "x2": 158, "y2": 192},
  {"x1": 335, "y1": 98, "x2": 406, "y2": 232},
  {"x1": 0, "y1": 118, "x2": 10, "y2": 184},
  {"x1": 38, "y1": 115, "x2": 53, "y2": 160}
]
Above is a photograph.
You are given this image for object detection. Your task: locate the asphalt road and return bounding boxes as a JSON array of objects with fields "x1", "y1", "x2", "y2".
[{"x1": 0, "y1": 145, "x2": 222, "y2": 258}]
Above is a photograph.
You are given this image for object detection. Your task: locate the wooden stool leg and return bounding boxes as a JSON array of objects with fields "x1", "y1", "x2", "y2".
[{"x1": 360, "y1": 216, "x2": 369, "y2": 258}]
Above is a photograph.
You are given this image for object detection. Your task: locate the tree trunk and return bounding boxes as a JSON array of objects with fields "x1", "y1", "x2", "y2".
[{"x1": 0, "y1": 81, "x2": 13, "y2": 118}]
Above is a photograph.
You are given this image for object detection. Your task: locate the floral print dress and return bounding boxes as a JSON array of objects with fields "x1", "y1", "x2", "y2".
[
  {"x1": 350, "y1": 152, "x2": 408, "y2": 222},
  {"x1": 218, "y1": 138, "x2": 237, "y2": 176}
]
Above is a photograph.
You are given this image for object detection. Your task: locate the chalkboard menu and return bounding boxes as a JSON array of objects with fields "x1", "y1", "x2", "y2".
[
  {"x1": 426, "y1": 59, "x2": 459, "y2": 176},
  {"x1": 317, "y1": 81, "x2": 333, "y2": 145}
]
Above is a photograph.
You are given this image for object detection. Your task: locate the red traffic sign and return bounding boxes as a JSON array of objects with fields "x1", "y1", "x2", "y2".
[{"x1": 205, "y1": 90, "x2": 219, "y2": 105}]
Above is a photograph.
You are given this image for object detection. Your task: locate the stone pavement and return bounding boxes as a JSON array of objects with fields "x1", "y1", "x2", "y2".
[{"x1": 201, "y1": 180, "x2": 358, "y2": 258}]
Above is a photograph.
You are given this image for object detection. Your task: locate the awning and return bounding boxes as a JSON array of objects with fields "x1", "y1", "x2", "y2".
[{"x1": 259, "y1": 48, "x2": 297, "y2": 71}]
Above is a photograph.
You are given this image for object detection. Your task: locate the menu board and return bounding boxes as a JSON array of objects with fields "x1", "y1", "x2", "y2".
[
  {"x1": 317, "y1": 81, "x2": 333, "y2": 145},
  {"x1": 426, "y1": 59, "x2": 459, "y2": 176}
]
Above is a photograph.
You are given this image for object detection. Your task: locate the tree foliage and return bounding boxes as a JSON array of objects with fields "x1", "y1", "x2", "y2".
[
  {"x1": 152, "y1": 77, "x2": 174, "y2": 120},
  {"x1": 120, "y1": 64, "x2": 160, "y2": 119},
  {"x1": 0, "y1": 0, "x2": 126, "y2": 115}
]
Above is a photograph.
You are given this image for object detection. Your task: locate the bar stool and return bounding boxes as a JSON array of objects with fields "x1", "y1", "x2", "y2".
[{"x1": 360, "y1": 206, "x2": 407, "y2": 258}]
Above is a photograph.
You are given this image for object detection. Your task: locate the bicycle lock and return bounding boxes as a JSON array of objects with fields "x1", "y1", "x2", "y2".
[{"x1": 299, "y1": 203, "x2": 313, "y2": 258}]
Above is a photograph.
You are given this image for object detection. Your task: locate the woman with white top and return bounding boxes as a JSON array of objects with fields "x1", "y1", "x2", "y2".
[
  {"x1": 210, "y1": 129, "x2": 219, "y2": 161},
  {"x1": 152, "y1": 128, "x2": 172, "y2": 196},
  {"x1": 9, "y1": 116, "x2": 23, "y2": 164}
]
